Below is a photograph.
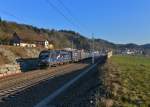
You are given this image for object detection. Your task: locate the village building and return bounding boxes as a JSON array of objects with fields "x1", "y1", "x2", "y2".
[
  {"x1": 10, "y1": 32, "x2": 21, "y2": 46},
  {"x1": 10, "y1": 32, "x2": 51, "y2": 48}
]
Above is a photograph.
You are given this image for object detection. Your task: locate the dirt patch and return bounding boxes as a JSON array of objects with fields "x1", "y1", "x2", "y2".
[
  {"x1": 0, "y1": 52, "x2": 10, "y2": 64},
  {"x1": 0, "y1": 45, "x2": 42, "y2": 65}
]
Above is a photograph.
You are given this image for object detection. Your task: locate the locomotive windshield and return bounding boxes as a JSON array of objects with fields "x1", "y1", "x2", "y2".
[{"x1": 39, "y1": 51, "x2": 50, "y2": 59}]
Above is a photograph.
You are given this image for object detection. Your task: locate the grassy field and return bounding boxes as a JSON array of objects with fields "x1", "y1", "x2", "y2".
[{"x1": 102, "y1": 55, "x2": 150, "y2": 107}]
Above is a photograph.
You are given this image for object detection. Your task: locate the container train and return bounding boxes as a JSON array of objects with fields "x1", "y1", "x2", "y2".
[{"x1": 38, "y1": 49, "x2": 92, "y2": 67}]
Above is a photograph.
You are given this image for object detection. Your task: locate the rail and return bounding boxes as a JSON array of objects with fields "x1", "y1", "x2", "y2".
[{"x1": 34, "y1": 56, "x2": 106, "y2": 107}]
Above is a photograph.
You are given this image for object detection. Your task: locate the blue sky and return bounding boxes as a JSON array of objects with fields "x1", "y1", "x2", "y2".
[{"x1": 0, "y1": 0, "x2": 150, "y2": 44}]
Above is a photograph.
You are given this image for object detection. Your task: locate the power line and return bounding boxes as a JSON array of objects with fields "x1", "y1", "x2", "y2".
[
  {"x1": 0, "y1": 9, "x2": 20, "y2": 20},
  {"x1": 57, "y1": 0, "x2": 88, "y2": 32},
  {"x1": 0, "y1": 9, "x2": 26, "y2": 22},
  {"x1": 45, "y1": 0, "x2": 83, "y2": 32},
  {"x1": 57, "y1": 0, "x2": 77, "y2": 21}
]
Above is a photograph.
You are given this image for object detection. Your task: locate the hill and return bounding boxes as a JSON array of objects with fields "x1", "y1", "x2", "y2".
[
  {"x1": 0, "y1": 20, "x2": 116, "y2": 50},
  {"x1": 0, "y1": 19, "x2": 149, "y2": 50},
  {"x1": 141, "y1": 44, "x2": 150, "y2": 49}
]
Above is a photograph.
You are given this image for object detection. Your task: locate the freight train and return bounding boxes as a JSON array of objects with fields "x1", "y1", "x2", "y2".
[{"x1": 38, "y1": 49, "x2": 92, "y2": 67}]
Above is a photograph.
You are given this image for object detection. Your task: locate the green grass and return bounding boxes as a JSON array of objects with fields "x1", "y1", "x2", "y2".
[{"x1": 107, "y1": 55, "x2": 150, "y2": 107}]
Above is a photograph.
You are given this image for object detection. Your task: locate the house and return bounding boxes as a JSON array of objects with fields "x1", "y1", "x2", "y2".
[
  {"x1": 20, "y1": 43, "x2": 36, "y2": 47},
  {"x1": 10, "y1": 32, "x2": 21, "y2": 46},
  {"x1": 10, "y1": 32, "x2": 50, "y2": 48},
  {"x1": 126, "y1": 50, "x2": 135, "y2": 55},
  {"x1": 35, "y1": 40, "x2": 49, "y2": 48},
  {"x1": 107, "y1": 51, "x2": 113, "y2": 58},
  {"x1": 10, "y1": 32, "x2": 37, "y2": 47}
]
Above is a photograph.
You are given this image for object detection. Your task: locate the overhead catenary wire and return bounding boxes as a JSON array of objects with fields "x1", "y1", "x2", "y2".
[
  {"x1": 45, "y1": 0, "x2": 84, "y2": 33},
  {"x1": 0, "y1": 9, "x2": 26, "y2": 22},
  {"x1": 57, "y1": 0, "x2": 89, "y2": 32}
]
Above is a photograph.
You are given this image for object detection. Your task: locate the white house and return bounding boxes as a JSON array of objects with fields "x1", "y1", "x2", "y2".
[
  {"x1": 44, "y1": 40, "x2": 49, "y2": 48},
  {"x1": 20, "y1": 43, "x2": 36, "y2": 47},
  {"x1": 10, "y1": 32, "x2": 50, "y2": 48}
]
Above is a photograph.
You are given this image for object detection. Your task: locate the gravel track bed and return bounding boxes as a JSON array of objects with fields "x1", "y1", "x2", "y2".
[
  {"x1": 0, "y1": 64, "x2": 74, "y2": 90},
  {"x1": 0, "y1": 61, "x2": 90, "y2": 107},
  {"x1": 47, "y1": 58, "x2": 106, "y2": 107}
]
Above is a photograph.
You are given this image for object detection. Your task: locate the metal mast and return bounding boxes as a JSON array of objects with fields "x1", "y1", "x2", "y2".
[{"x1": 92, "y1": 34, "x2": 95, "y2": 64}]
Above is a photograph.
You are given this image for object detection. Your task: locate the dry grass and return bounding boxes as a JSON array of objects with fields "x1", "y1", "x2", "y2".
[
  {"x1": 100, "y1": 55, "x2": 150, "y2": 107},
  {"x1": 0, "y1": 45, "x2": 42, "y2": 65},
  {"x1": 6, "y1": 46, "x2": 28, "y2": 57},
  {"x1": 0, "y1": 52, "x2": 10, "y2": 64}
]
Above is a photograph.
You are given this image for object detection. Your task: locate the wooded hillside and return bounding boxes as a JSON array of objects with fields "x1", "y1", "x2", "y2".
[
  {"x1": 0, "y1": 20, "x2": 115, "y2": 50},
  {"x1": 0, "y1": 19, "x2": 149, "y2": 50}
]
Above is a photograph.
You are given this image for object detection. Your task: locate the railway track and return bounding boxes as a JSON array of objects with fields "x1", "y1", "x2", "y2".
[
  {"x1": 35, "y1": 57, "x2": 106, "y2": 107},
  {"x1": 0, "y1": 63, "x2": 89, "y2": 102},
  {"x1": 0, "y1": 64, "x2": 73, "y2": 89}
]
